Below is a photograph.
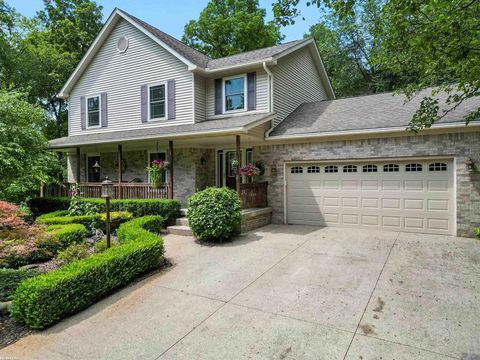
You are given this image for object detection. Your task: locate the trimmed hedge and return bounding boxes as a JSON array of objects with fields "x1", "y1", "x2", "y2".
[
  {"x1": 36, "y1": 211, "x2": 132, "y2": 232},
  {"x1": 29, "y1": 197, "x2": 180, "y2": 224},
  {"x1": 0, "y1": 223, "x2": 88, "y2": 269},
  {"x1": 475, "y1": 228, "x2": 480, "y2": 239},
  {"x1": 0, "y1": 268, "x2": 40, "y2": 302},
  {"x1": 11, "y1": 215, "x2": 165, "y2": 329},
  {"x1": 188, "y1": 187, "x2": 241, "y2": 242}
]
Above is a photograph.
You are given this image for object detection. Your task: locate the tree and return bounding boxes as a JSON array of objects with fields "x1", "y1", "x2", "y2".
[
  {"x1": 182, "y1": 0, "x2": 283, "y2": 58},
  {"x1": 308, "y1": 0, "x2": 400, "y2": 97},
  {"x1": 374, "y1": 0, "x2": 480, "y2": 131},
  {"x1": 275, "y1": 0, "x2": 480, "y2": 130},
  {"x1": 0, "y1": 91, "x2": 60, "y2": 202},
  {"x1": 0, "y1": 0, "x2": 103, "y2": 140}
]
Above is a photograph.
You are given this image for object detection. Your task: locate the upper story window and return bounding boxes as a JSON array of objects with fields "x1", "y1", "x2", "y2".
[
  {"x1": 149, "y1": 83, "x2": 167, "y2": 121},
  {"x1": 223, "y1": 75, "x2": 246, "y2": 112},
  {"x1": 87, "y1": 96, "x2": 101, "y2": 129}
]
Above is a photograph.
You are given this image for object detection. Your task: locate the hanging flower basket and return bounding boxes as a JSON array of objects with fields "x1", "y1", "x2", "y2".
[
  {"x1": 146, "y1": 160, "x2": 169, "y2": 189},
  {"x1": 240, "y1": 164, "x2": 260, "y2": 178}
]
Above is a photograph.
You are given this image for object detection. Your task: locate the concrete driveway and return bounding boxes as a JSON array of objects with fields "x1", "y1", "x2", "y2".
[{"x1": 1, "y1": 225, "x2": 479, "y2": 359}]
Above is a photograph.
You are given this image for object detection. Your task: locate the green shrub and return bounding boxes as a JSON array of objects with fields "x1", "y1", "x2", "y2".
[
  {"x1": 30, "y1": 198, "x2": 180, "y2": 224},
  {"x1": 37, "y1": 211, "x2": 132, "y2": 233},
  {"x1": 0, "y1": 224, "x2": 88, "y2": 269},
  {"x1": 11, "y1": 216, "x2": 164, "y2": 329},
  {"x1": 44, "y1": 224, "x2": 88, "y2": 248},
  {"x1": 68, "y1": 196, "x2": 100, "y2": 216},
  {"x1": 0, "y1": 268, "x2": 40, "y2": 302},
  {"x1": 475, "y1": 228, "x2": 480, "y2": 239},
  {"x1": 188, "y1": 187, "x2": 241, "y2": 242},
  {"x1": 27, "y1": 197, "x2": 71, "y2": 218},
  {"x1": 94, "y1": 239, "x2": 119, "y2": 253},
  {"x1": 56, "y1": 243, "x2": 90, "y2": 265}
]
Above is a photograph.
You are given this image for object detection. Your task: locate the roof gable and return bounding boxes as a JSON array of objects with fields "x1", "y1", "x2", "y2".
[{"x1": 59, "y1": 8, "x2": 335, "y2": 99}]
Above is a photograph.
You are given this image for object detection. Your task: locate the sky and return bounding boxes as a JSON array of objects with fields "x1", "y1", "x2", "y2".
[{"x1": 11, "y1": 0, "x2": 324, "y2": 42}]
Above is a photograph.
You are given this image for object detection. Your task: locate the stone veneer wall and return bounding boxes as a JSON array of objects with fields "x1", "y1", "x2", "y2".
[
  {"x1": 67, "y1": 148, "x2": 216, "y2": 206},
  {"x1": 254, "y1": 132, "x2": 480, "y2": 237}
]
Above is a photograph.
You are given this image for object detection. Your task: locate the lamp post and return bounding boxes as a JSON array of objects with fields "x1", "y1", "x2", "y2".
[{"x1": 101, "y1": 177, "x2": 114, "y2": 248}]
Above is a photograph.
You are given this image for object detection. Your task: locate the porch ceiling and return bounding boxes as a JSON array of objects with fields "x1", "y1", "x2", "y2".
[{"x1": 49, "y1": 112, "x2": 274, "y2": 152}]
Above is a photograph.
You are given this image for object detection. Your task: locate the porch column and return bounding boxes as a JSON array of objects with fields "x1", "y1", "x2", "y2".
[
  {"x1": 236, "y1": 135, "x2": 241, "y2": 194},
  {"x1": 76, "y1": 147, "x2": 81, "y2": 183},
  {"x1": 117, "y1": 144, "x2": 123, "y2": 199},
  {"x1": 168, "y1": 140, "x2": 174, "y2": 199}
]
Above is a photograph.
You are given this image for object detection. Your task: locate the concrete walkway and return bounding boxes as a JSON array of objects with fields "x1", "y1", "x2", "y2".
[{"x1": 1, "y1": 225, "x2": 479, "y2": 359}]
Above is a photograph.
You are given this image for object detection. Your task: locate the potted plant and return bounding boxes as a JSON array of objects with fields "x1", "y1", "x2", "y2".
[
  {"x1": 146, "y1": 160, "x2": 169, "y2": 189},
  {"x1": 240, "y1": 164, "x2": 260, "y2": 181}
]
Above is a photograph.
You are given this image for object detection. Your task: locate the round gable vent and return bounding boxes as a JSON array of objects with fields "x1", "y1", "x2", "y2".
[{"x1": 117, "y1": 36, "x2": 129, "y2": 53}]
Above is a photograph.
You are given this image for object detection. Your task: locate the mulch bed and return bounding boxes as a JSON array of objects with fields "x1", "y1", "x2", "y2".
[{"x1": 0, "y1": 315, "x2": 36, "y2": 349}]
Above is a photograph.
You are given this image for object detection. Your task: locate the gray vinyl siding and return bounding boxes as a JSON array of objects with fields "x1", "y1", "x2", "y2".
[
  {"x1": 272, "y1": 47, "x2": 328, "y2": 126},
  {"x1": 205, "y1": 67, "x2": 269, "y2": 118},
  {"x1": 194, "y1": 73, "x2": 206, "y2": 122},
  {"x1": 69, "y1": 19, "x2": 193, "y2": 136}
]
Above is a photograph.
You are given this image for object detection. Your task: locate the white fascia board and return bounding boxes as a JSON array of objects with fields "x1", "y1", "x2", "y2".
[
  {"x1": 266, "y1": 121, "x2": 480, "y2": 141},
  {"x1": 58, "y1": 8, "x2": 197, "y2": 98}
]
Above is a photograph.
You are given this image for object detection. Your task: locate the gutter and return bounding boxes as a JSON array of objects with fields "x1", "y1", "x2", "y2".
[
  {"x1": 263, "y1": 61, "x2": 274, "y2": 113},
  {"x1": 265, "y1": 121, "x2": 480, "y2": 141}
]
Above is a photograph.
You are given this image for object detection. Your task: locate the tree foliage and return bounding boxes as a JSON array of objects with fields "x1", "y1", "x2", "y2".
[
  {"x1": 278, "y1": 0, "x2": 480, "y2": 129},
  {"x1": 0, "y1": 0, "x2": 103, "y2": 139},
  {"x1": 0, "y1": 92, "x2": 60, "y2": 202},
  {"x1": 374, "y1": 0, "x2": 480, "y2": 131},
  {"x1": 182, "y1": 0, "x2": 283, "y2": 58},
  {"x1": 308, "y1": 0, "x2": 401, "y2": 97}
]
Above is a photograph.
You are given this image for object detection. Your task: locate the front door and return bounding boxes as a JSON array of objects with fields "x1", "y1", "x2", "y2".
[
  {"x1": 87, "y1": 156, "x2": 101, "y2": 182},
  {"x1": 225, "y1": 151, "x2": 242, "y2": 189}
]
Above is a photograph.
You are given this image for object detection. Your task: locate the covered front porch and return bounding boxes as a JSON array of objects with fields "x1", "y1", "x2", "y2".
[{"x1": 47, "y1": 129, "x2": 270, "y2": 209}]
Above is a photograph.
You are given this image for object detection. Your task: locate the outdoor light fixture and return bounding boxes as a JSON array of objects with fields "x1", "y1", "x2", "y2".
[
  {"x1": 465, "y1": 158, "x2": 475, "y2": 173},
  {"x1": 92, "y1": 161, "x2": 101, "y2": 174},
  {"x1": 101, "y1": 177, "x2": 114, "y2": 248},
  {"x1": 200, "y1": 157, "x2": 207, "y2": 166},
  {"x1": 270, "y1": 163, "x2": 277, "y2": 177}
]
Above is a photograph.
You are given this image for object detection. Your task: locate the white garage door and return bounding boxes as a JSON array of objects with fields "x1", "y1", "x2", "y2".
[{"x1": 286, "y1": 159, "x2": 455, "y2": 235}]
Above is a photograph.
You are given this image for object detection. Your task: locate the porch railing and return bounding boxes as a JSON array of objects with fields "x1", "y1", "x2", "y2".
[
  {"x1": 240, "y1": 181, "x2": 268, "y2": 209},
  {"x1": 44, "y1": 181, "x2": 268, "y2": 208},
  {"x1": 44, "y1": 183, "x2": 169, "y2": 199}
]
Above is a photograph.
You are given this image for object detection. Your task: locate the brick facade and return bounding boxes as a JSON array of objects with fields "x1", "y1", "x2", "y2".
[{"x1": 254, "y1": 131, "x2": 480, "y2": 237}]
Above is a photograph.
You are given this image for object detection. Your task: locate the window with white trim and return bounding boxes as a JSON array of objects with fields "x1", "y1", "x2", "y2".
[
  {"x1": 343, "y1": 165, "x2": 357, "y2": 173},
  {"x1": 291, "y1": 166, "x2": 303, "y2": 174},
  {"x1": 224, "y1": 75, "x2": 246, "y2": 112},
  {"x1": 325, "y1": 165, "x2": 338, "y2": 173},
  {"x1": 406, "y1": 163, "x2": 422, "y2": 172},
  {"x1": 429, "y1": 162, "x2": 447, "y2": 171},
  {"x1": 87, "y1": 96, "x2": 101, "y2": 128},
  {"x1": 149, "y1": 83, "x2": 166, "y2": 120},
  {"x1": 307, "y1": 166, "x2": 320, "y2": 173},
  {"x1": 363, "y1": 164, "x2": 378, "y2": 173},
  {"x1": 383, "y1": 164, "x2": 399, "y2": 172}
]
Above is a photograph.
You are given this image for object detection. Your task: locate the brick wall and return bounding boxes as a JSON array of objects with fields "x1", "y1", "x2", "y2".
[{"x1": 254, "y1": 132, "x2": 480, "y2": 237}]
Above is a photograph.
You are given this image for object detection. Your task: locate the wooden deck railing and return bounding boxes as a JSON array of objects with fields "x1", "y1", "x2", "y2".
[
  {"x1": 240, "y1": 181, "x2": 268, "y2": 209},
  {"x1": 44, "y1": 183, "x2": 169, "y2": 199},
  {"x1": 44, "y1": 181, "x2": 268, "y2": 208}
]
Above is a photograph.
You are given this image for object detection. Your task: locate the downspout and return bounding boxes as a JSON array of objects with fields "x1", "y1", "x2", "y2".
[{"x1": 263, "y1": 61, "x2": 275, "y2": 137}]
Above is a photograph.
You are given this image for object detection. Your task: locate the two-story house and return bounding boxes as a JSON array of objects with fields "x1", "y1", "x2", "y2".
[{"x1": 49, "y1": 8, "x2": 480, "y2": 237}]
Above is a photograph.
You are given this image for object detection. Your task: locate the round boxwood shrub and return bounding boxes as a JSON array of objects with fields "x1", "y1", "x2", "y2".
[{"x1": 187, "y1": 187, "x2": 241, "y2": 242}]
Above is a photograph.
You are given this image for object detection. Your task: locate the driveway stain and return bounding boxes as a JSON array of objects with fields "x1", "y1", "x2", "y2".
[
  {"x1": 373, "y1": 297, "x2": 385, "y2": 313},
  {"x1": 359, "y1": 324, "x2": 375, "y2": 336},
  {"x1": 279, "y1": 346, "x2": 292, "y2": 359}
]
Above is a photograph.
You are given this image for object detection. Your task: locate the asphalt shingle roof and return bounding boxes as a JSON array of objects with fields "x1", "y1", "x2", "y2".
[
  {"x1": 269, "y1": 90, "x2": 480, "y2": 137},
  {"x1": 49, "y1": 113, "x2": 274, "y2": 148},
  {"x1": 124, "y1": 9, "x2": 307, "y2": 70}
]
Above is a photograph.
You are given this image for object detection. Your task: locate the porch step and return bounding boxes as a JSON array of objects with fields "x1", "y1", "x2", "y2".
[
  {"x1": 176, "y1": 217, "x2": 189, "y2": 226},
  {"x1": 167, "y1": 225, "x2": 193, "y2": 236}
]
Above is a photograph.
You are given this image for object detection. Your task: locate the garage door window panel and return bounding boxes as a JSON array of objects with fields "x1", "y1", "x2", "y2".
[
  {"x1": 406, "y1": 163, "x2": 422, "y2": 172},
  {"x1": 325, "y1": 165, "x2": 338, "y2": 173},
  {"x1": 307, "y1": 166, "x2": 321, "y2": 173},
  {"x1": 343, "y1": 165, "x2": 357, "y2": 173},
  {"x1": 429, "y1": 162, "x2": 447, "y2": 171},
  {"x1": 291, "y1": 166, "x2": 303, "y2": 174},
  {"x1": 363, "y1": 164, "x2": 378, "y2": 173},
  {"x1": 383, "y1": 164, "x2": 399, "y2": 172}
]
